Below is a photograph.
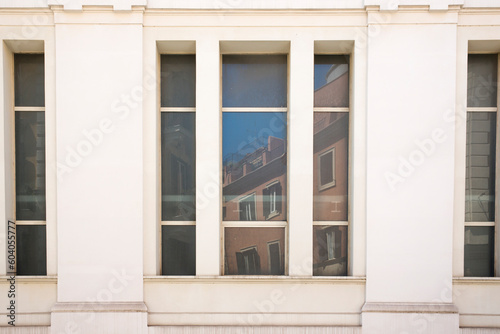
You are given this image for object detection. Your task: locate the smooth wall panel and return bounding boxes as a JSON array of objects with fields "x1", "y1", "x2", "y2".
[
  {"x1": 55, "y1": 23, "x2": 143, "y2": 301},
  {"x1": 365, "y1": 22, "x2": 457, "y2": 302}
]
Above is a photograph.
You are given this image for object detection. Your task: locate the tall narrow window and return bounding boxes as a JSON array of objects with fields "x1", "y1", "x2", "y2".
[
  {"x1": 222, "y1": 55, "x2": 287, "y2": 275},
  {"x1": 14, "y1": 54, "x2": 46, "y2": 276},
  {"x1": 161, "y1": 55, "x2": 196, "y2": 275},
  {"x1": 313, "y1": 55, "x2": 349, "y2": 276},
  {"x1": 464, "y1": 54, "x2": 498, "y2": 277}
]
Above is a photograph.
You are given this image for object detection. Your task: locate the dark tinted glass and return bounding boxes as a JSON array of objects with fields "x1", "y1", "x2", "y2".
[
  {"x1": 161, "y1": 113, "x2": 196, "y2": 221},
  {"x1": 464, "y1": 226, "x2": 494, "y2": 277},
  {"x1": 468, "y1": 54, "x2": 498, "y2": 108},
  {"x1": 465, "y1": 112, "x2": 496, "y2": 222},
  {"x1": 224, "y1": 227, "x2": 285, "y2": 275},
  {"x1": 16, "y1": 111, "x2": 46, "y2": 221},
  {"x1": 222, "y1": 112, "x2": 287, "y2": 221},
  {"x1": 17, "y1": 225, "x2": 46, "y2": 275},
  {"x1": 15, "y1": 54, "x2": 45, "y2": 107},
  {"x1": 161, "y1": 55, "x2": 196, "y2": 107},
  {"x1": 222, "y1": 55, "x2": 287, "y2": 107},
  {"x1": 313, "y1": 225, "x2": 348, "y2": 276},
  {"x1": 162, "y1": 225, "x2": 196, "y2": 275},
  {"x1": 313, "y1": 112, "x2": 349, "y2": 221},
  {"x1": 314, "y1": 55, "x2": 349, "y2": 108}
]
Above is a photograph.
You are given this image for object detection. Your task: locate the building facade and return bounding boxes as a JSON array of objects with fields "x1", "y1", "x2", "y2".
[{"x1": 0, "y1": 0, "x2": 500, "y2": 333}]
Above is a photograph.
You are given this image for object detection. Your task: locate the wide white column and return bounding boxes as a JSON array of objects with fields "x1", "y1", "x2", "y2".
[
  {"x1": 196, "y1": 37, "x2": 220, "y2": 276},
  {"x1": 288, "y1": 36, "x2": 314, "y2": 276},
  {"x1": 52, "y1": 16, "x2": 146, "y2": 334},
  {"x1": 363, "y1": 13, "x2": 458, "y2": 333}
]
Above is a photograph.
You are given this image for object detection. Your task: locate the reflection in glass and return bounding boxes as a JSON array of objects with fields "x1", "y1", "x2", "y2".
[
  {"x1": 223, "y1": 113, "x2": 287, "y2": 221},
  {"x1": 224, "y1": 227, "x2": 285, "y2": 275},
  {"x1": 222, "y1": 55, "x2": 287, "y2": 108},
  {"x1": 313, "y1": 225, "x2": 347, "y2": 276},
  {"x1": 15, "y1": 54, "x2": 45, "y2": 107},
  {"x1": 16, "y1": 111, "x2": 46, "y2": 221},
  {"x1": 161, "y1": 113, "x2": 196, "y2": 221},
  {"x1": 464, "y1": 226, "x2": 494, "y2": 277},
  {"x1": 467, "y1": 54, "x2": 498, "y2": 108},
  {"x1": 313, "y1": 113, "x2": 348, "y2": 221},
  {"x1": 162, "y1": 225, "x2": 196, "y2": 275},
  {"x1": 17, "y1": 225, "x2": 46, "y2": 275},
  {"x1": 161, "y1": 55, "x2": 196, "y2": 107},
  {"x1": 465, "y1": 112, "x2": 496, "y2": 222},
  {"x1": 314, "y1": 55, "x2": 349, "y2": 108}
]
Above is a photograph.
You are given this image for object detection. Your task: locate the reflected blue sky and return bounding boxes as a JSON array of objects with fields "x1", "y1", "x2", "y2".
[
  {"x1": 314, "y1": 64, "x2": 333, "y2": 91},
  {"x1": 223, "y1": 112, "x2": 286, "y2": 162}
]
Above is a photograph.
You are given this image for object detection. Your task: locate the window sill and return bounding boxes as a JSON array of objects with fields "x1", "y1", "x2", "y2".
[
  {"x1": 453, "y1": 277, "x2": 500, "y2": 285},
  {"x1": 144, "y1": 275, "x2": 366, "y2": 284},
  {"x1": 0, "y1": 275, "x2": 57, "y2": 283}
]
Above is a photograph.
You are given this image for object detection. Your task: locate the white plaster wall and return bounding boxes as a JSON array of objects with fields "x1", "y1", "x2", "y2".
[
  {"x1": 365, "y1": 20, "x2": 457, "y2": 302},
  {"x1": 55, "y1": 21, "x2": 143, "y2": 302}
]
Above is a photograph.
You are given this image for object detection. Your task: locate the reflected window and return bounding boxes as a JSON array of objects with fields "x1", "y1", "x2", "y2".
[
  {"x1": 236, "y1": 246, "x2": 260, "y2": 275},
  {"x1": 239, "y1": 194, "x2": 256, "y2": 221},
  {"x1": 161, "y1": 54, "x2": 196, "y2": 275},
  {"x1": 14, "y1": 54, "x2": 46, "y2": 276},
  {"x1": 225, "y1": 227, "x2": 285, "y2": 275},
  {"x1": 263, "y1": 182, "x2": 282, "y2": 219},
  {"x1": 319, "y1": 148, "x2": 336, "y2": 190},
  {"x1": 464, "y1": 54, "x2": 498, "y2": 277},
  {"x1": 313, "y1": 225, "x2": 347, "y2": 276},
  {"x1": 222, "y1": 112, "x2": 287, "y2": 221}
]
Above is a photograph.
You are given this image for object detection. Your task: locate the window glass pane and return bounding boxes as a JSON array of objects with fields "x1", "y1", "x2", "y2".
[
  {"x1": 162, "y1": 225, "x2": 196, "y2": 275},
  {"x1": 223, "y1": 112, "x2": 287, "y2": 221},
  {"x1": 467, "y1": 54, "x2": 498, "y2": 108},
  {"x1": 464, "y1": 226, "x2": 494, "y2": 277},
  {"x1": 222, "y1": 55, "x2": 287, "y2": 107},
  {"x1": 313, "y1": 225, "x2": 347, "y2": 276},
  {"x1": 14, "y1": 54, "x2": 45, "y2": 107},
  {"x1": 161, "y1": 55, "x2": 196, "y2": 107},
  {"x1": 224, "y1": 227, "x2": 285, "y2": 275},
  {"x1": 16, "y1": 111, "x2": 46, "y2": 221},
  {"x1": 465, "y1": 112, "x2": 496, "y2": 222},
  {"x1": 314, "y1": 55, "x2": 349, "y2": 108},
  {"x1": 313, "y1": 112, "x2": 348, "y2": 221},
  {"x1": 161, "y1": 112, "x2": 196, "y2": 221},
  {"x1": 17, "y1": 225, "x2": 46, "y2": 276}
]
